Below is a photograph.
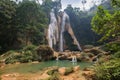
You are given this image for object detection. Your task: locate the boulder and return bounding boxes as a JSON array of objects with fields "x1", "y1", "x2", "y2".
[
  {"x1": 73, "y1": 66, "x2": 80, "y2": 71},
  {"x1": 58, "y1": 67, "x2": 66, "y2": 75}
]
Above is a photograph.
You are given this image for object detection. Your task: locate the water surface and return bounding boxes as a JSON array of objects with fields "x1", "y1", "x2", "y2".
[{"x1": 0, "y1": 60, "x2": 93, "y2": 74}]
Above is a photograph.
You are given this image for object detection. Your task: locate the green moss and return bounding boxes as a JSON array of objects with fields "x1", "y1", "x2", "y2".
[
  {"x1": 47, "y1": 69, "x2": 58, "y2": 75},
  {"x1": 46, "y1": 72, "x2": 61, "y2": 80}
]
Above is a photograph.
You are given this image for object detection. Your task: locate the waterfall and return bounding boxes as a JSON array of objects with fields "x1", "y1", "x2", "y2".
[
  {"x1": 48, "y1": 9, "x2": 59, "y2": 49},
  {"x1": 60, "y1": 12, "x2": 82, "y2": 51},
  {"x1": 72, "y1": 56, "x2": 77, "y2": 63},
  {"x1": 48, "y1": 9, "x2": 82, "y2": 52},
  {"x1": 60, "y1": 12, "x2": 66, "y2": 52}
]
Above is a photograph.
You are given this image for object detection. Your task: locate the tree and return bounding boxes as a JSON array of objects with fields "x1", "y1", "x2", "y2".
[
  {"x1": 111, "y1": 0, "x2": 120, "y2": 7},
  {"x1": 91, "y1": 5, "x2": 120, "y2": 41},
  {"x1": 0, "y1": 0, "x2": 17, "y2": 52},
  {"x1": 16, "y1": 0, "x2": 48, "y2": 46},
  {"x1": 42, "y1": 0, "x2": 61, "y2": 21}
]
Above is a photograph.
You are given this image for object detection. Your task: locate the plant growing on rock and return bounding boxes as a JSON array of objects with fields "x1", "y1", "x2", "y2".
[{"x1": 36, "y1": 45, "x2": 54, "y2": 61}]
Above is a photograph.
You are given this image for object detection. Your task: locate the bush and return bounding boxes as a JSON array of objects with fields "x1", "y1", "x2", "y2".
[
  {"x1": 19, "y1": 51, "x2": 33, "y2": 63},
  {"x1": 36, "y1": 45, "x2": 54, "y2": 61},
  {"x1": 22, "y1": 45, "x2": 36, "y2": 52},
  {"x1": 104, "y1": 41, "x2": 120, "y2": 53},
  {"x1": 4, "y1": 45, "x2": 54, "y2": 64},
  {"x1": 5, "y1": 53, "x2": 21, "y2": 64},
  {"x1": 1, "y1": 50, "x2": 16, "y2": 59},
  {"x1": 112, "y1": 51, "x2": 120, "y2": 58},
  {"x1": 93, "y1": 59, "x2": 120, "y2": 80},
  {"x1": 5, "y1": 45, "x2": 38, "y2": 64}
]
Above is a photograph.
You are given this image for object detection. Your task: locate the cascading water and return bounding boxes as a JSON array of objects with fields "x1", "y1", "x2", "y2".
[
  {"x1": 48, "y1": 9, "x2": 82, "y2": 52},
  {"x1": 48, "y1": 9, "x2": 59, "y2": 49},
  {"x1": 60, "y1": 12, "x2": 66, "y2": 52},
  {"x1": 60, "y1": 12, "x2": 82, "y2": 51}
]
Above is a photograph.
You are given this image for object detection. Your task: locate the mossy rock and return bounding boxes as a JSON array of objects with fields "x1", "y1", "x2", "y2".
[
  {"x1": 64, "y1": 67, "x2": 73, "y2": 75},
  {"x1": 45, "y1": 74, "x2": 61, "y2": 80},
  {"x1": 47, "y1": 69, "x2": 58, "y2": 75},
  {"x1": 36, "y1": 45, "x2": 54, "y2": 61}
]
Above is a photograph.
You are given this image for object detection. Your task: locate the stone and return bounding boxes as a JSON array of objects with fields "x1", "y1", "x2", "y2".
[
  {"x1": 73, "y1": 66, "x2": 80, "y2": 71},
  {"x1": 58, "y1": 67, "x2": 66, "y2": 75}
]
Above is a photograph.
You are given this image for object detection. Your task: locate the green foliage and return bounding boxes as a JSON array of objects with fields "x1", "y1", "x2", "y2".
[
  {"x1": 4, "y1": 45, "x2": 54, "y2": 64},
  {"x1": 5, "y1": 53, "x2": 21, "y2": 64},
  {"x1": 42, "y1": 0, "x2": 61, "y2": 17},
  {"x1": 94, "y1": 59, "x2": 120, "y2": 80},
  {"x1": 5, "y1": 45, "x2": 38, "y2": 64},
  {"x1": 16, "y1": 0, "x2": 48, "y2": 46},
  {"x1": 104, "y1": 41, "x2": 120, "y2": 53},
  {"x1": 91, "y1": 3, "x2": 120, "y2": 41},
  {"x1": 46, "y1": 68, "x2": 61, "y2": 80},
  {"x1": 112, "y1": 51, "x2": 120, "y2": 58},
  {"x1": 0, "y1": 0, "x2": 18, "y2": 52},
  {"x1": 0, "y1": 0, "x2": 50, "y2": 53},
  {"x1": 22, "y1": 45, "x2": 36, "y2": 51},
  {"x1": 111, "y1": 0, "x2": 120, "y2": 7},
  {"x1": 47, "y1": 69, "x2": 58, "y2": 75},
  {"x1": 46, "y1": 72, "x2": 60, "y2": 80},
  {"x1": 36, "y1": 45, "x2": 54, "y2": 61},
  {"x1": 19, "y1": 51, "x2": 33, "y2": 63}
]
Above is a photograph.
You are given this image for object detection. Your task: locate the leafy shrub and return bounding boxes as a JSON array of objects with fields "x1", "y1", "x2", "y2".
[
  {"x1": 22, "y1": 45, "x2": 36, "y2": 52},
  {"x1": 112, "y1": 51, "x2": 120, "y2": 58},
  {"x1": 19, "y1": 51, "x2": 33, "y2": 63},
  {"x1": 104, "y1": 41, "x2": 120, "y2": 53},
  {"x1": 36, "y1": 45, "x2": 54, "y2": 61},
  {"x1": 93, "y1": 59, "x2": 120, "y2": 80},
  {"x1": 5, "y1": 45, "x2": 38, "y2": 64},
  {"x1": 4, "y1": 45, "x2": 54, "y2": 64},
  {"x1": 5, "y1": 53, "x2": 21, "y2": 64},
  {"x1": 1, "y1": 50, "x2": 16, "y2": 59}
]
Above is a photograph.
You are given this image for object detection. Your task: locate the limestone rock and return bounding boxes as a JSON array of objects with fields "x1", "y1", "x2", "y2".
[
  {"x1": 73, "y1": 66, "x2": 80, "y2": 71},
  {"x1": 58, "y1": 67, "x2": 66, "y2": 75}
]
